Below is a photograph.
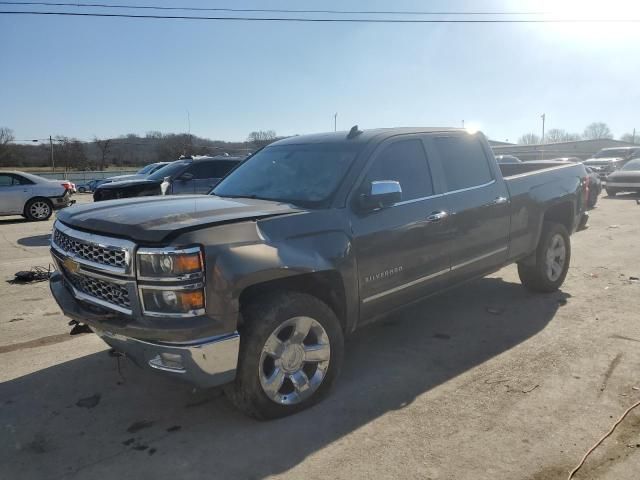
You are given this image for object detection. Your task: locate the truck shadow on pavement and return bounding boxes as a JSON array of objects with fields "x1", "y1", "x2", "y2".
[
  {"x1": 0, "y1": 276, "x2": 566, "y2": 479},
  {"x1": 17, "y1": 234, "x2": 52, "y2": 247}
]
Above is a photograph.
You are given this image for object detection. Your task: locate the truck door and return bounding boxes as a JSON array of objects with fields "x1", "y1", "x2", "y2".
[
  {"x1": 425, "y1": 133, "x2": 510, "y2": 279},
  {"x1": 350, "y1": 136, "x2": 451, "y2": 322}
]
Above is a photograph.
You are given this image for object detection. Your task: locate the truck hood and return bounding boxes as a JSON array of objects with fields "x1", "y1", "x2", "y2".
[
  {"x1": 56, "y1": 195, "x2": 303, "y2": 243},
  {"x1": 105, "y1": 174, "x2": 147, "y2": 182},
  {"x1": 584, "y1": 157, "x2": 621, "y2": 165},
  {"x1": 97, "y1": 178, "x2": 161, "y2": 189}
]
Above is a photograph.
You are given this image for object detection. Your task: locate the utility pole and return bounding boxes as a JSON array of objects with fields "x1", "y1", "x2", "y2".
[
  {"x1": 540, "y1": 113, "x2": 546, "y2": 160},
  {"x1": 462, "y1": 120, "x2": 465, "y2": 128},
  {"x1": 49, "y1": 135, "x2": 55, "y2": 172},
  {"x1": 633, "y1": 128, "x2": 636, "y2": 144},
  {"x1": 334, "y1": 113, "x2": 337, "y2": 132}
]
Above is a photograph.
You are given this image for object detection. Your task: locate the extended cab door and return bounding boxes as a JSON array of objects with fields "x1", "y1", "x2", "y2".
[
  {"x1": 350, "y1": 136, "x2": 451, "y2": 322},
  {"x1": 425, "y1": 133, "x2": 510, "y2": 279}
]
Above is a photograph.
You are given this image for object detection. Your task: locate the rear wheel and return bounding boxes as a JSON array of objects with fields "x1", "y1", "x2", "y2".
[
  {"x1": 24, "y1": 198, "x2": 53, "y2": 221},
  {"x1": 225, "y1": 291, "x2": 344, "y2": 420},
  {"x1": 518, "y1": 222, "x2": 571, "y2": 293}
]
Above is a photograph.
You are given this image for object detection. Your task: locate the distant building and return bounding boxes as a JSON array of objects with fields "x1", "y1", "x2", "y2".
[{"x1": 492, "y1": 139, "x2": 636, "y2": 161}]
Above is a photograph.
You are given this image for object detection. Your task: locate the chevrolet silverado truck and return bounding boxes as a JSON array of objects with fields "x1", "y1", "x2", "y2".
[{"x1": 50, "y1": 127, "x2": 589, "y2": 419}]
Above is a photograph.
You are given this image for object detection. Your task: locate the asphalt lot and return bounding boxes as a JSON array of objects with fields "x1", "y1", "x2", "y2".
[{"x1": 1, "y1": 192, "x2": 639, "y2": 480}]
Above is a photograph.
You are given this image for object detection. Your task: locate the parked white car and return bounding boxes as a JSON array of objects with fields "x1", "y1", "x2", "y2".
[{"x1": 0, "y1": 171, "x2": 74, "y2": 221}]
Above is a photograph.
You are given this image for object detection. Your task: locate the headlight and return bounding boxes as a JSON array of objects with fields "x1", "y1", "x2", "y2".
[
  {"x1": 140, "y1": 287, "x2": 205, "y2": 315},
  {"x1": 137, "y1": 246, "x2": 203, "y2": 279}
]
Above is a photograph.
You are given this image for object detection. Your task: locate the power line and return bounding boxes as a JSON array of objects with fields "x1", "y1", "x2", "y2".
[
  {"x1": 2, "y1": 10, "x2": 640, "y2": 23},
  {"x1": 0, "y1": 1, "x2": 549, "y2": 16}
]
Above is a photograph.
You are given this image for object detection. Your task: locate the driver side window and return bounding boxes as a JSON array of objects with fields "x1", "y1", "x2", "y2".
[{"x1": 364, "y1": 139, "x2": 434, "y2": 201}]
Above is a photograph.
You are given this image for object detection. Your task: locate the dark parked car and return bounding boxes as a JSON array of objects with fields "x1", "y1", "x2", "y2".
[
  {"x1": 101, "y1": 161, "x2": 171, "y2": 184},
  {"x1": 51, "y1": 127, "x2": 588, "y2": 419},
  {"x1": 93, "y1": 155, "x2": 242, "y2": 201},
  {"x1": 583, "y1": 147, "x2": 640, "y2": 180},
  {"x1": 605, "y1": 158, "x2": 640, "y2": 196}
]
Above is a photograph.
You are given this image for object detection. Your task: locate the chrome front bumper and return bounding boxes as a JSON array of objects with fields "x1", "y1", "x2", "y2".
[
  {"x1": 50, "y1": 271, "x2": 240, "y2": 389},
  {"x1": 96, "y1": 329, "x2": 240, "y2": 388}
]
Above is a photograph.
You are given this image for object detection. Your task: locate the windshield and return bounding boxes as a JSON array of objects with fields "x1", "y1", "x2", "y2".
[
  {"x1": 213, "y1": 144, "x2": 360, "y2": 207},
  {"x1": 594, "y1": 149, "x2": 629, "y2": 158},
  {"x1": 136, "y1": 163, "x2": 158, "y2": 175},
  {"x1": 147, "y1": 160, "x2": 191, "y2": 181},
  {"x1": 621, "y1": 159, "x2": 640, "y2": 171}
]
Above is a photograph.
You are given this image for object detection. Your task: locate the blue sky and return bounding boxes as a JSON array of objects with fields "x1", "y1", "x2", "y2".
[{"x1": 1, "y1": 0, "x2": 639, "y2": 143}]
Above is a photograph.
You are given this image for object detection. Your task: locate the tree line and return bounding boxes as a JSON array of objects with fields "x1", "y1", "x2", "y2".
[
  {"x1": 0, "y1": 128, "x2": 279, "y2": 170},
  {"x1": 518, "y1": 122, "x2": 637, "y2": 145}
]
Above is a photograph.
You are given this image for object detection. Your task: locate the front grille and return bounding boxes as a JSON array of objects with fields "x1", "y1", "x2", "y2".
[
  {"x1": 53, "y1": 228, "x2": 126, "y2": 269},
  {"x1": 65, "y1": 268, "x2": 131, "y2": 310}
]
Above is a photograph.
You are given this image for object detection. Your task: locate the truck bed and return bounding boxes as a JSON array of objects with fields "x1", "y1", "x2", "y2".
[
  {"x1": 498, "y1": 160, "x2": 572, "y2": 178},
  {"x1": 500, "y1": 161, "x2": 587, "y2": 262}
]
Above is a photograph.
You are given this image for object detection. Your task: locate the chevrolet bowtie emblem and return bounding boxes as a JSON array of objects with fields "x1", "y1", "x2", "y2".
[{"x1": 63, "y1": 256, "x2": 80, "y2": 274}]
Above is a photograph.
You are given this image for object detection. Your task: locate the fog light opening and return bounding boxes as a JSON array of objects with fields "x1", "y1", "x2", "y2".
[{"x1": 149, "y1": 352, "x2": 186, "y2": 372}]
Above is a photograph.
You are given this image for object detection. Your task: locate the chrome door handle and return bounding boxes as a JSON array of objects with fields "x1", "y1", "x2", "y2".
[
  {"x1": 426, "y1": 211, "x2": 448, "y2": 223},
  {"x1": 490, "y1": 196, "x2": 508, "y2": 205}
]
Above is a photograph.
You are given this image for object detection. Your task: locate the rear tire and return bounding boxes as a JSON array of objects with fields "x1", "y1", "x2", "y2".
[
  {"x1": 24, "y1": 198, "x2": 53, "y2": 221},
  {"x1": 518, "y1": 222, "x2": 571, "y2": 293},
  {"x1": 225, "y1": 291, "x2": 344, "y2": 420}
]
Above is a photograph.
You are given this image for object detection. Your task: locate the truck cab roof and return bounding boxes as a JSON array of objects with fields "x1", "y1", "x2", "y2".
[{"x1": 272, "y1": 127, "x2": 466, "y2": 147}]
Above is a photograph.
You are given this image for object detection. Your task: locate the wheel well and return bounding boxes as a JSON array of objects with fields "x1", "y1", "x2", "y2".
[
  {"x1": 23, "y1": 196, "x2": 52, "y2": 214},
  {"x1": 238, "y1": 271, "x2": 347, "y2": 332},
  {"x1": 542, "y1": 201, "x2": 574, "y2": 232}
]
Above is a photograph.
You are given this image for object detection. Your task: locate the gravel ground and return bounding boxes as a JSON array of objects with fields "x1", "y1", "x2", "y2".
[{"x1": 1, "y1": 192, "x2": 639, "y2": 480}]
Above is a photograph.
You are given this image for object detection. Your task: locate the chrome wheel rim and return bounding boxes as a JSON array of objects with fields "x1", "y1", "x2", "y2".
[
  {"x1": 30, "y1": 201, "x2": 50, "y2": 219},
  {"x1": 259, "y1": 316, "x2": 331, "y2": 405},
  {"x1": 545, "y1": 233, "x2": 566, "y2": 281}
]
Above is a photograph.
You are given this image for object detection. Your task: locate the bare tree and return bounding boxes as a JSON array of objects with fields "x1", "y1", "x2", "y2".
[
  {"x1": 247, "y1": 130, "x2": 277, "y2": 148},
  {"x1": 0, "y1": 127, "x2": 15, "y2": 165},
  {"x1": 54, "y1": 137, "x2": 88, "y2": 172},
  {"x1": 544, "y1": 129, "x2": 582, "y2": 143},
  {"x1": 583, "y1": 122, "x2": 613, "y2": 140},
  {"x1": 94, "y1": 137, "x2": 112, "y2": 170},
  {"x1": 518, "y1": 133, "x2": 541, "y2": 145},
  {"x1": 620, "y1": 132, "x2": 638, "y2": 144}
]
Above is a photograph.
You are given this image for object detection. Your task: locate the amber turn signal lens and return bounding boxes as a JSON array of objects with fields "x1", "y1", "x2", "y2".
[
  {"x1": 174, "y1": 253, "x2": 203, "y2": 274},
  {"x1": 178, "y1": 289, "x2": 205, "y2": 310}
]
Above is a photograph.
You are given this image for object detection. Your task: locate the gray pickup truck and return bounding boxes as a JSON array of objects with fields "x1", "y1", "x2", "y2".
[{"x1": 50, "y1": 127, "x2": 589, "y2": 419}]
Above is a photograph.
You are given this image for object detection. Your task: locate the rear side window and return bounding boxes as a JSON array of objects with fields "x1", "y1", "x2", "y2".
[
  {"x1": 187, "y1": 160, "x2": 239, "y2": 179},
  {"x1": 365, "y1": 139, "x2": 434, "y2": 201},
  {"x1": 13, "y1": 174, "x2": 34, "y2": 185},
  {"x1": 432, "y1": 136, "x2": 493, "y2": 192}
]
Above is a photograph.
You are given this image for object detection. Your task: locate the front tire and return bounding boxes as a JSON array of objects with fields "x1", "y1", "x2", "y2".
[
  {"x1": 225, "y1": 292, "x2": 344, "y2": 420},
  {"x1": 518, "y1": 222, "x2": 571, "y2": 293},
  {"x1": 24, "y1": 198, "x2": 53, "y2": 221}
]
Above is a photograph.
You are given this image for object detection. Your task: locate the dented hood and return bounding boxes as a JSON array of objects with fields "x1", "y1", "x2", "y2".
[{"x1": 56, "y1": 195, "x2": 302, "y2": 243}]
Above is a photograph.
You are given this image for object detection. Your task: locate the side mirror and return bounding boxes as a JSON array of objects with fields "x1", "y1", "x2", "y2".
[
  {"x1": 178, "y1": 172, "x2": 193, "y2": 181},
  {"x1": 359, "y1": 180, "x2": 402, "y2": 211}
]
